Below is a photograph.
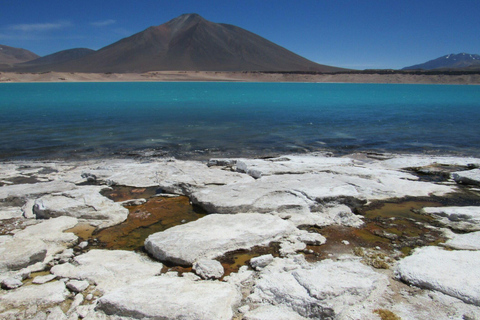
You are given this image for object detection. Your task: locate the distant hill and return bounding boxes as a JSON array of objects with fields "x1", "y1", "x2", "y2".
[
  {"x1": 17, "y1": 48, "x2": 95, "y2": 69},
  {"x1": 0, "y1": 44, "x2": 39, "y2": 67},
  {"x1": 5, "y1": 14, "x2": 344, "y2": 73},
  {"x1": 403, "y1": 53, "x2": 480, "y2": 70}
]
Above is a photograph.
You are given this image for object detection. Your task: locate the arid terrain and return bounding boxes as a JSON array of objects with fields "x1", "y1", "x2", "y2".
[{"x1": 2, "y1": 70, "x2": 480, "y2": 84}]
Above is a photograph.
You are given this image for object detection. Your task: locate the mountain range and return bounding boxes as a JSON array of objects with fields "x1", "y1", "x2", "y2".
[
  {"x1": 403, "y1": 53, "x2": 480, "y2": 70},
  {"x1": 0, "y1": 14, "x2": 342, "y2": 73}
]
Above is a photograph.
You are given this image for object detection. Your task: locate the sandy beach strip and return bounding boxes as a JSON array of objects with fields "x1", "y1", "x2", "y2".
[{"x1": 1, "y1": 70, "x2": 480, "y2": 84}]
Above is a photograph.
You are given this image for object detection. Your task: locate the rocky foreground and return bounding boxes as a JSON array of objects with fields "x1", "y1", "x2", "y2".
[{"x1": 1, "y1": 152, "x2": 480, "y2": 319}]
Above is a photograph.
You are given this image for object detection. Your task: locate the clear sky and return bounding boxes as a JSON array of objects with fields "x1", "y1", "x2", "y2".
[{"x1": 1, "y1": 0, "x2": 479, "y2": 70}]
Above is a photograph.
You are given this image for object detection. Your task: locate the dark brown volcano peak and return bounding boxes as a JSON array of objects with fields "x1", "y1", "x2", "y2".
[{"x1": 3, "y1": 13, "x2": 345, "y2": 73}]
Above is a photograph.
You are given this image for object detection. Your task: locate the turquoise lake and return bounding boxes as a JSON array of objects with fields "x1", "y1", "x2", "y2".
[{"x1": 1, "y1": 82, "x2": 479, "y2": 159}]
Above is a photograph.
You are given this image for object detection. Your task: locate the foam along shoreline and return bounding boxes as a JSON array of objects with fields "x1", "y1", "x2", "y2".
[
  {"x1": 1, "y1": 70, "x2": 480, "y2": 84},
  {"x1": 1, "y1": 152, "x2": 480, "y2": 319}
]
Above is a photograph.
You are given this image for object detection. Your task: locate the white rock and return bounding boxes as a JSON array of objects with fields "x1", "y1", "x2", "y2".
[
  {"x1": 145, "y1": 213, "x2": 297, "y2": 265},
  {"x1": 66, "y1": 279, "x2": 89, "y2": 293},
  {"x1": 396, "y1": 246, "x2": 480, "y2": 306},
  {"x1": 14, "y1": 216, "x2": 78, "y2": 259},
  {"x1": 33, "y1": 186, "x2": 128, "y2": 229},
  {"x1": 0, "y1": 281, "x2": 69, "y2": 312},
  {"x1": 244, "y1": 305, "x2": 309, "y2": 320},
  {"x1": 78, "y1": 241, "x2": 88, "y2": 249},
  {"x1": 46, "y1": 307, "x2": 67, "y2": 320},
  {"x1": 1, "y1": 277, "x2": 23, "y2": 290},
  {"x1": 250, "y1": 254, "x2": 274, "y2": 270},
  {"x1": 32, "y1": 274, "x2": 57, "y2": 284},
  {"x1": 67, "y1": 293, "x2": 84, "y2": 315},
  {"x1": 50, "y1": 249, "x2": 162, "y2": 294},
  {"x1": 97, "y1": 276, "x2": 240, "y2": 320},
  {"x1": 422, "y1": 206, "x2": 480, "y2": 231},
  {"x1": 442, "y1": 231, "x2": 480, "y2": 250},
  {"x1": 0, "y1": 207, "x2": 23, "y2": 220},
  {"x1": 192, "y1": 259, "x2": 224, "y2": 279},
  {"x1": 0, "y1": 181, "x2": 76, "y2": 200},
  {"x1": 0, "y1": 236, "x2": 47, "y2": 272},
  {"x1": 452, "y1": 168, "x2": 480, "y2": 185},
  {"x1": 249, "y1": 256, "x2": 388, "y2": 319},
  {"x1": 22, "y1": 198, "x2": 36, "y2": 219}
]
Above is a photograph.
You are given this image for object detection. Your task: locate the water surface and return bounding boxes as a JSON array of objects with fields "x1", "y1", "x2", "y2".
[{"x1": 1, "y1": 82, "x2": 479, "y2": 159}]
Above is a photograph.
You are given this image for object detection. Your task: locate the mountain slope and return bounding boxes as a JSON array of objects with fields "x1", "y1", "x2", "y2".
[
  {"x1": 403, "y1": 53, "x2": 480, "y2": 70},
  {"x1": 18, "y1": 48, "x2": 95, "y2": 67},
  {"x1": 12, "y1": 14, "x2": 343, "y2": 73},
  {"x1": 0, "y1": 44, "x2": 39, "y2": 67}
]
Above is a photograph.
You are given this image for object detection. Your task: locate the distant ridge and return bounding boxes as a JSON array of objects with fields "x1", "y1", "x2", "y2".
[
  {"x1": 403, "y1": 53, "x2": 480, "y2": 70},
  {"x1": 17, "y1": 48, "x2": 95, "y2": 70},
  {"x1": 4, "y1": 14, "x2": 344, "y2": 73},
  {"x1": 0, "y1": 44, "x2": 39, "y2": 67}
]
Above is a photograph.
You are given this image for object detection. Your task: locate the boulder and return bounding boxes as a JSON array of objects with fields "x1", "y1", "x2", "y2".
[
  {"x1": 192, "y1": 259, "x2": 224, "y2": 279},
  {"x1": 452, "y1": 168, "x2": 480, "y2": 186},
  {"x1": 422, "y1": 206, "x2": 480, "y2": 231},
  {"x1": 250, "y1": 254, "x2": 274, "y2": 270},
  {"x1": 33, "y1": 186, "x2": 128, "y2": 229},
  {"x1": 0, "y1": 236, "x2": 47, "y2": 272},
  {"x1": 50, "y1": 249, "x2": 162, "y2": 293},
  {"x1": 0, "y1": 181, "x2": 76, "y2": 200},
  {"x1": 395, "y1": 246, "x2": 480, "y2": 306},
  {"x1": 244, "y1": 305, "x2": 310, "y2": 320},
  {"x1": 66, "y1": 279, "x2": 89, "y2": 293},
  {"x1": 442, "y1": 231, "x2": 480, "y2": 250},
  {"x1": 0, "y1": 207, "x2": 23, "y2": 220},
  {"x1": 145, "y1": 213, "x2": 297, "y2": 265},
  {"x1": 13, "y1": 216, "x2": 78, "y2": 259},
  {"x1": 0, "y1": 281, "x2": 69, "y2": 312},
  {"x1": 248, "y1": 255, "x2": 388, "y2": 319},
  {"x1": 97, "y1": 276, "x2": 240, "y2": 320},
  {"x1": 1, "y1": 277, "x2": 23, "y2": 290}
]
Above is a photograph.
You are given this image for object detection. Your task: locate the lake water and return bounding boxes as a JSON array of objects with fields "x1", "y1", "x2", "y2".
[{"x1": 1, "y1": 82, "x2": 479, "y2": 160}]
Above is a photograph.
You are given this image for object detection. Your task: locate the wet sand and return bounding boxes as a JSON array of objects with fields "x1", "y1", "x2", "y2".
[{"x1": 1, "y1": 70, "x2": 480, "y2": 84}]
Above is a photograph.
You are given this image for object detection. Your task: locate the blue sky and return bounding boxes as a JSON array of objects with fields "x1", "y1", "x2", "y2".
[{"x1": 1, "y1": 0, "x2": 479, "y2": 69}]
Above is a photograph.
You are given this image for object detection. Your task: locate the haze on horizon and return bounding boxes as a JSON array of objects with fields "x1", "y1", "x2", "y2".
[{"x1": 1, "y1": 0, "x2": 479, "y2": 70}]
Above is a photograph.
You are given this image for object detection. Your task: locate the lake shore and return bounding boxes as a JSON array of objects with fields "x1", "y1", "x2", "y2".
[
  {"x1": 1, "y1": 70, "x2": 480, "y2": 84},
  {"x1": 1, "y1": 151, "x2": 480, "y2": 319}
]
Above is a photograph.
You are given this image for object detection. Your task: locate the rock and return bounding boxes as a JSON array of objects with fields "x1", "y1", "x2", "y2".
[
  {"x1": 22, "y1": 199, "x2": 36, "y2": 219},
  {"x1": 67, "y1": 293, "x2": 84, "y2": 315},
  {"x1": 244, "y1": 305, "x2": 310, "y2": 320},
  {"x1": 0, "y1": 207, "x2": 23, "y2": 220},
  {"x1": 66, "y1": 279, "x2": 89, "y2": 293},
  {"x1": 452, "y1": 168, "x2": 480, "y2": 185},
  {"x1": 0, "y1": 281, "x2": 69, "y2": 312},
  {"x1": 97, "y1": 276, "x2": 240, "y2": 320},
  {"x1": 0, "y1": 181, "x2": 76, "y2": 200},
  {"x1": 1, "y1": 277, "x2": 23, "y2": 290},
  {"x1": 190, "y1": 167, "x2": 450, "y2": 226},
  {"x1": 207, "y1": 158, "x2": 237, "y2": 167},
  {"x1": 442, "y1": 231, "x2": 480, "y2": 250},
  {"x1": 422, "y1": 206, "x2": 480, "y2": 231},
  {"x1": 0, "y1": 236, "x2": 47, "y2": 272},
  {"x1": 33, "y1": 186, "x2": 128, "y2": 229},
  {"x1": 32, "y1": 274, "x2": 56, "y2": 284},
  {"x1": 248, "y1": 255, "x2": 388, "y2": 319},
  {"x1": 145, "y1": 213, "x2": 297, "y2": 265},
  {"x1": 46, "y1": 307, "x2": 67, "y2": 320},
  {"x1": 192, "y1": 259, "x2": 224, "y2": 279},
  {"x1": 78, "y1": 241, "x2": 88, "y2": 249},
  {"x1": 395, "y1": 246, "x2": 480, "y2": 306},
  {"x1": 120, "y1": 198, "x2": 147, "y2": 206},
  {"x1": 13, "y1": 216, "x2": 78, "y2": 259},
  {"x1": 250, "y1": 254, "x2": 274, "y2": 270},
  {"x1": 50, "y1": 249, "x2": 162, "y2": 293}
]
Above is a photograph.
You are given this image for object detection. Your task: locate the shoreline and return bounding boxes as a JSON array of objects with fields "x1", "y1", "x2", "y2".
[
  {"x1": 1, "y1": 151, "x2": 480, "y2": 319},
  {"x1": 1, "y1": 70, "x2": 480, "y2": 84}
]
